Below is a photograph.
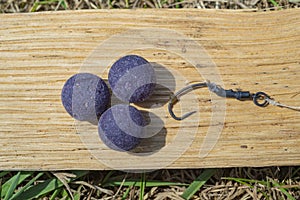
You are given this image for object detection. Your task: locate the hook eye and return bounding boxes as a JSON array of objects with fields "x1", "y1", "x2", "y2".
[{"x1": 253, "y1": 92, "x2": 270, "y2": 107}]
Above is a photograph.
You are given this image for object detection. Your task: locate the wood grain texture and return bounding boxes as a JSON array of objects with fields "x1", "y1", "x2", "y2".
[{"x1": 0, "y1": 9, "x2": 299, "y2": 170}]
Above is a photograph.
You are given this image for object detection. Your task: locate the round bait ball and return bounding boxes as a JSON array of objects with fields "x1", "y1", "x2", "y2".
[
  {"x1": 108, "y1": 55, "x2": 156, "y2": 103},
  {"x1": 98, "y1": 104, "x2": 146, "y2": 151},
  {"x1": 61, "y1": 73, "x2": 110, "y2": 124}
]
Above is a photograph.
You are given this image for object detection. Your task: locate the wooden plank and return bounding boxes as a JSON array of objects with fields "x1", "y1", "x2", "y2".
[{"x1": 0, "y1": 9, "x2": 299, "y2": 170}]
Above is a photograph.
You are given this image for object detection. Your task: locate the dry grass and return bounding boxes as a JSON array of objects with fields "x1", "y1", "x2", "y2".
[
  {"x1": 74, "y1": 167, "x2": 300, "y2": 199},
  {"x1": 1, "y1": 167, "x2": 299, "y2": 199},
  {"x1": 0, "y1": 0, "x2": 299, "y2": 12}
]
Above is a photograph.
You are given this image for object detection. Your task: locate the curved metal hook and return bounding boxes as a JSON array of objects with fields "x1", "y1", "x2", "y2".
[
  {"x1": 168, "y1": 81, "x2": 274, "y2": 121},
  {"x1": 168, "y1": 82, "x2": 207, "y2": 121}
]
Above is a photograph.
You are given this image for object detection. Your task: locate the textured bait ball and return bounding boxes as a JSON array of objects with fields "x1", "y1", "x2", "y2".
[
  {"x1": 98, "y1": 104, "x2": 146, "y2": 151},
  {"x1": 61, "y1": 73, "x2": 110, "y2": 124},
  {"x1": 108, "y1": 55, "x2": 156, "y2": 103}
]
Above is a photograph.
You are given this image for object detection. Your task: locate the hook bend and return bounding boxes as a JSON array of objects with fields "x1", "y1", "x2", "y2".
[{"x1": 168, "y1": 82, "x2": 207, "y2": 121}]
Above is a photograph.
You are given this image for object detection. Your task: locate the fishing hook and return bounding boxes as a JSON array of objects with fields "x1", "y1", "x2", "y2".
[{"x1": 168, "y1": 81, "x2": 271, "y2": 121}]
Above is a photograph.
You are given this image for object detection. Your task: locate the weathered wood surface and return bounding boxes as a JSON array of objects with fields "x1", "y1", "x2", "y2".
[{"x1": 0, "y1": 9, "x2": 299, "y2": 170}]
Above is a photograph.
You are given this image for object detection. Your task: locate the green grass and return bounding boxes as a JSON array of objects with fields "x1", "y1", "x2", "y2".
[
  {"x1": 0, "y1": 171, "x2": 88, "y2": 200},
  {"x1": 269, "y1": 0, "x2": 280, "y2": 7},
  {"x1": 0, "y1": 168, "x2": 299, "y2": 199},
  {"x1": 181, "y1": 169, "x2": 217, "y2": 200},
  {"x1": 0, "y1": 170, "x2": 186, "y2": 199},
  {"x1": 30, "y1": 0, "x2": 67, "y2": 12},
  {"x1": 223, "y1": 177, "x2": 297, "y2": 200}
]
